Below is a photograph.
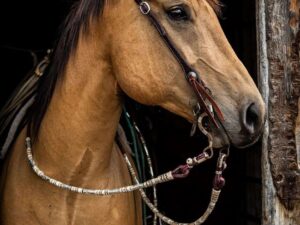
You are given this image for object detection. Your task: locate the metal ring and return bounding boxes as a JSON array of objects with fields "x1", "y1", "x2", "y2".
[
  {"x1": 139, "y1": 1, "x2": 151, "y2": 15},
  {"x1": 220, "y1": 146, "x2": 230, "y2": 157},
  {"x1": 198, "y1": 113, "x2": 210, "y2": 135},
  {"x1": 34, "y1": 58, "x2": 50, "y2": 77},
  {"x1": 217, "y1": 153, "x2": 227, "y2": 169},
  {"x1": 203, "y1": 146, "x2": 214, "y2": 159},
  {"x1": 193, "y1": 103, "x2": 201, "y2": 117}
]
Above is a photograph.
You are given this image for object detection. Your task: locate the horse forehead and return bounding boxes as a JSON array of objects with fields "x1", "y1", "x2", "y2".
[{"x1": 154, "y1": 0, "x2": 212, "y2": 6}]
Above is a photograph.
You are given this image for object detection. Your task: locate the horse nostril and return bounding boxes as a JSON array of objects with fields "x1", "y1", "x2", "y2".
[{"x1": 243, "y1": 103, "x2": 260, "y2": 135}]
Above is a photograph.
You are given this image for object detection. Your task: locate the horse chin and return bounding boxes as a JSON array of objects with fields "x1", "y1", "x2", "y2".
[
  {"x1": 231, "y1": 132, "x2": 262, "y2": 149},
  {"x1": 210, "y1": 128, "x2": 230, "y2": 149},
  {"x1": 213, "y1": 124, "x2": 263, "y2": 149}
]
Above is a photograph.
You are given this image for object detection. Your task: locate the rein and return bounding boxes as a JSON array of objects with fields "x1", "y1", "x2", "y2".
[
  {"x1": 25, "y1": 114, "x2": 227, "y2": 194},
  {"x1": 22, "y1": 2, "x2": 231, "y2": 225},
  {"x1": 25, "y1": 113, "x2": 229, "y2": 225}
]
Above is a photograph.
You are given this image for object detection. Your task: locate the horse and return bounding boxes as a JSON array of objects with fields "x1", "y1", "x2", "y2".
[{"x1": 0, "y1": 0, "x2": 265, "y2": 224}]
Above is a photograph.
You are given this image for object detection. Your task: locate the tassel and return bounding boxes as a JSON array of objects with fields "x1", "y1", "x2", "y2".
[
  {"x1": 0, "y1": 51, "x2": 51, "y2": 155},
  {"x1": 1, "y1": 96, "x2": 35, "y2": 159},
  {"x1": 0, "y1": 74, "x2": 39, "y2": 136}
]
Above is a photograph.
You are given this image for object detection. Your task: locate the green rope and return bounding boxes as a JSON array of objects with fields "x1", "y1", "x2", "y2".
[
  {"x1": 124, "y1": 111, "x2": 141, "y2": 177},
  {"x1": 135, "y1": 131, "x2": 148, "y2": 223},
  {"x1": 123, "y1": 107, "x2": 148, "y2": 225}
]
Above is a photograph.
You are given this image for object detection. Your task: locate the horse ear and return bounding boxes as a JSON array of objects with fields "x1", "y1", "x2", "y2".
[{"x1": 207, "y1": 0, "x2": 224, "y2": 17}]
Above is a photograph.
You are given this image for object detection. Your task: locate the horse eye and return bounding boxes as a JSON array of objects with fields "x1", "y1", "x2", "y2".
[{"x1": 167, "y1": 6, "x2": 189, "y2": 21}]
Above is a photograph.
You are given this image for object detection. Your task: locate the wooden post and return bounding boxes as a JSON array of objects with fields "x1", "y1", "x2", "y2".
[{"x1": 257, "y1": 0, "x2": 300, "y2": 224}]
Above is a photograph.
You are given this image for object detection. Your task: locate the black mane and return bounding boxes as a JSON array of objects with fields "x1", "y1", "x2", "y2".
[{"x1": 29, "y1": 0, "x2": 105, "y2": 139}]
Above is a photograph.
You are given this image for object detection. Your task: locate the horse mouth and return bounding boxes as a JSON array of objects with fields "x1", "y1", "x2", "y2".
[
  {"x1": 233, "y1": 131, "x2": 263, "y2": 149},
  {"x1": 210, "y1": 118, "x2": 264, "y2": 149},
  {"x1": 210, "y1": 130, "x2": 230, "y2": 149}
]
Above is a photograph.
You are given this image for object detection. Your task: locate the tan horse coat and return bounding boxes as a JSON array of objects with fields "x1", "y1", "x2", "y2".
[{"x1": 0, "y1": 0, "x2": 265, "y2": 224}]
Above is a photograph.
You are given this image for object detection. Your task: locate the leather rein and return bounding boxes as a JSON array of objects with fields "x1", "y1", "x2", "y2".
[{"x1": 23, "y1": 2, "x2": 231, "y2": 225}]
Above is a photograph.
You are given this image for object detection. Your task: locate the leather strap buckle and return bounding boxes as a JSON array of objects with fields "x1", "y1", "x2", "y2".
[{"x1": 139, "y1": 1, "x2": 151, "y2": 15}]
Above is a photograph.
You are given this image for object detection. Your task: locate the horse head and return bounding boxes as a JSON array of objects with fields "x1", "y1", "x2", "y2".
[{"x1": 107, "y1": 0, "x2": 265, "y2": 148}]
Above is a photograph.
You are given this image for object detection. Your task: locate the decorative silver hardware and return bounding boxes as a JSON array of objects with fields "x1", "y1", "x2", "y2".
[
  {"x1": 139, "y1": 1, "x2": 151, "y2": 15},
  {"x1": 188, "y1": 71, "x2": 198, "y2": 79},
  {"x1": 34, "y1": 49, "x2": 52, "y2": 77}
]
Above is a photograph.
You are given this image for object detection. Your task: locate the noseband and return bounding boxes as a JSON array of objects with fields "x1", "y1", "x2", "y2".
[
  {"x1": 23, "y1": 2, "x2": 231, "y2": 225},
  {"x1": 135, "y1": 0, "x2": 224, "y2": 129}
]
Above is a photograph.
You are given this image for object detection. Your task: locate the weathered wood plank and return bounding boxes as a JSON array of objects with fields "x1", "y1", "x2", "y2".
[
  {"x1": 266, "y1": 0, "x2": 300, "y2": 210},
  {"x1": 257, "y1": 0, "x2": 300, "y2": 224},
  {"x1": 295, "y1": 98, "x2": 300, "y2": 171}
]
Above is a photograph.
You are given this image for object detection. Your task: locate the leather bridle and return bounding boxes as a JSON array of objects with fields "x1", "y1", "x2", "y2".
[{"x1": 134, "y1": 0, "x2": 224, "y2": 129}]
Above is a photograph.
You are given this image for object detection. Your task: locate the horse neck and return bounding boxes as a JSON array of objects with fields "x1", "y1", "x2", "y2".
[{"x1": 33, "y1": 29, "x2": 123, "y2": 181}]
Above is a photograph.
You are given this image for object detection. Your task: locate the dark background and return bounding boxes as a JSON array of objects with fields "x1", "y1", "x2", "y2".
[
  {"x1": 0, "y1": 1, "x2": 261, "y2": 225},
  {"x1": 0, "y1": 0, "x2": 71, "y2": 106}
]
